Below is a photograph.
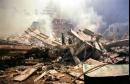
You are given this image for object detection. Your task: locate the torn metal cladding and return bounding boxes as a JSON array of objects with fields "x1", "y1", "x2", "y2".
[{"x1": 105, "y1": 39, "x2": 129, "y2": 49}]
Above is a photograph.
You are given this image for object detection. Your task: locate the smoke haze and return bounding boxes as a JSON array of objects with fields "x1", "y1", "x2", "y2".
[{"x1": 0, "y1": 0, "x2": 129, "y2": 38}]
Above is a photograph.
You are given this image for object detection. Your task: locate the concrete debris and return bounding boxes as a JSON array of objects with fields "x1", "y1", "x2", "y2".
[
  {"x1": 49, "y1": 70, "x2": 58, "y2": 74},
  {"x1": 83, "y1": 64, "x2": 129, "y2": 77},
  {"x1": 34, "y1": 71, "x2": 48, "y2": 82},
  {"x1": 0, "y1": 28, "x2": 129, "y2": 84},
  {"x1": 83, "y1": 64, "x2": 129, "y2": 84},
  {"x1": 105, "y1": 39, "x2": 129, "y2": 49},
  {"x1": 13, "y1": 63, "x2": 43, "y2": 81},
  {"x1": 69, "y1": 72, "x2": 84, "y2": 80},
  {"x1": 84, "y1": 58, "x2": 106, "y2": 65}
]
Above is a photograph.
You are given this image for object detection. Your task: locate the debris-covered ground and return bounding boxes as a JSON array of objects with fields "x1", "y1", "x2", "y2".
[{"x1": 0, "y1": 28, "x2": 129, "y2": 84}]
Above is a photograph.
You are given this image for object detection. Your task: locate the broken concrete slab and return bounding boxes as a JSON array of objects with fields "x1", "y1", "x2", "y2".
[
  {"x1": 13, "y1": 63, "x2": 43, "y2": 81},
  {"x1": 83, "y1": 64, "x2": 129, "y2": 84},
  {"x1": 84, "y1": 58, "x2": 106, "y2": 65},
  {"x1": 70, "y1": 29, "x2": 103, "y2": 52},
  {"x1": 69, "y1": 72, "x2": 84, "y2": 80},
  {"x1": 13, "y1": 68, "x2": 37, "y2": 81},
  {"x1": 83, "y1": 64, "x2": 129, "y2": 77}
]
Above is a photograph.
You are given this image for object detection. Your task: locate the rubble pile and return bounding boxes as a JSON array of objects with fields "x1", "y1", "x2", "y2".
[{"x1": 0, "y1": 28, "x2": 129, "y2": 84}]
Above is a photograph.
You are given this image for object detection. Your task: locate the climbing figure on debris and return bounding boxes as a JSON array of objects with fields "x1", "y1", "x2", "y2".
[
  {"x1": 61, "y1": 33, "x2": 66, "y2": 45},
  {"x1": 90, "y1": 34, "x2": 96, "y2": 46}
]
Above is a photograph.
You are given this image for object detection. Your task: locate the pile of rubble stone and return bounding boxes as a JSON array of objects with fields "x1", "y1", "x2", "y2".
[{"x1": 0, "y1": 28, "x2": 129, "y2": 84}]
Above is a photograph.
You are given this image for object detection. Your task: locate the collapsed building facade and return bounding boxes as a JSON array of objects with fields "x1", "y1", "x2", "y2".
[{"x1": 0, "y1": 17, "x2": 129, "y2": 84}]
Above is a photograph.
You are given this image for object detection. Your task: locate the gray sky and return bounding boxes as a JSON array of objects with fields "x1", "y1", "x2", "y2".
[
  {"x1": 92, "y1": 0, "x2": 129, "y2": 24},
  {"x1": 0, "y1": 0, "x2": 129, "y2": 37}
]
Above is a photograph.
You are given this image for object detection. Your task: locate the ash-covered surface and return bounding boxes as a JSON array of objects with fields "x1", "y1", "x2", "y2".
[{"x1": 0, "y1": 28, "x2": 129, "y2": 84}]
